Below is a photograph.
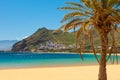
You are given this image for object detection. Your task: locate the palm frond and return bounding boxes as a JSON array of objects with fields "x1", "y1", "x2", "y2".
[
  {"x1": 53, "y1": 25, "x2": 65, "y2": 33},
  {"x1": 78, "y1": 33, "x2": 87, "y2": 60},
  {"x1": 58, "y1": 7, "x2": 80, "y2": 11},
  {"x1": 57, "y1": 0, "x2": 120, "y2": 63},
  {"x1": 89, "y1": 29, "x2": 100, "y2": 63},
  {"x1": 61, "y1": 12, "x2": 86, "y2": 22},
  {"x1": 106, "y1": 29, "x2": 115, "y2": 62},
  {"x1": 107, "y1": 0, "x2": 119, "y2": 8},
  {"x1": 65, "y1": 2, "x2": 83, "y2": 8},
  {"x1": 62, "y1": 18, "x2": 82, "y2": 32},
  {"x1": 75, "y1": 26, "x2": 84, "y2": 46},
  {"x1": 75, "y1": 21, "x2": 90, "y2": 45}
]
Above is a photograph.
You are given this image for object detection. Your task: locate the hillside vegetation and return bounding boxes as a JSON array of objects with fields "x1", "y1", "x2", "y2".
[
  {"x1": 12, "y1": 28, "x2": 75, "y2": 52},
  {"x1": 12, "y1": 27, "x2": 120, "y2": 52}
]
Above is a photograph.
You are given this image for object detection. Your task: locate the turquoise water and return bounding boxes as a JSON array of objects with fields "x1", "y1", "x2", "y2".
[{"x1": 0, "y1": 52, "x2": 119, "y2": 68}]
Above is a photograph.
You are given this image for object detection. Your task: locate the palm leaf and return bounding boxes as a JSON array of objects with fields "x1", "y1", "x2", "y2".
[
  {"x1": 58, "y1": 7, "x2": 80, "y2": 11},
  {"x1": 89, "y1": 29, "x2": 100, "y2": 63},
  {"x1": 75, "y1": 26, "x2": 84, "y2": 46},
  {"x1": 65, "y1": 2, "x2": 83, "y2": 8},
  {"x1": 61, "y1": 12, "x2": 85, "y2": 22},
  {"x1": 57, "y1": 0, "x2": 120, "y2": 63},
  {"x1": 106, "y1": 29, "x2": 115, "y2": 62}
]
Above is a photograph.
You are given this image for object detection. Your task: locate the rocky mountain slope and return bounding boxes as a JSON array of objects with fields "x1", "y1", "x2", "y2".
[
  {"x1": 12, "y1": 28, "x2": 75, "y2": 52},
  {"x1": 12, "y1": 27, "x2": 120, "y2": 52}
]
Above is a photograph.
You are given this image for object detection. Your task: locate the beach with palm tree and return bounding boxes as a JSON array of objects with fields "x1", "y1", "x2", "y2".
[
  {"x1": 56, "y1": 0, "x2": 120, "y2": 80},
  {"x1": 0, "y1": 0, "x2": 120, "y2": 80}
]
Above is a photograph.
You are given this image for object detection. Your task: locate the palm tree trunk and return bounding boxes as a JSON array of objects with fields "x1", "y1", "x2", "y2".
[{"x1": 98, "y1": 32, "x2": 108, "y2": 80}]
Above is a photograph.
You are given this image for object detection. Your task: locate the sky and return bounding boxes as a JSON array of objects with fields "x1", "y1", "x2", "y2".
[{"x1": 0, "y1": 0, "x2": 79, "y2": 40}]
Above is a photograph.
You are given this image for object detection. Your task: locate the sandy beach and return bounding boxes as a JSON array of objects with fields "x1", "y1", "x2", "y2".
[{"x1": 0, "y1": 65, "x2": 119, "y2": 80}]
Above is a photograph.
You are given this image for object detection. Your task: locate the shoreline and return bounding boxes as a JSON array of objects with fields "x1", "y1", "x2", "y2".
[
  {"x1": 0, "y1": 62, "x2": 119, "y2": 70},
  {"x1": 1, "y1": 51, "x2": 120, "y2": 54},
  {"x1": 0, "y1": 63, "x2": 99, "y2": 70}
]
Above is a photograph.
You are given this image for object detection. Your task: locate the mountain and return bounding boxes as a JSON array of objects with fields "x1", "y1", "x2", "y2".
[
  {"x1": 12, "y1": 28, "x2": 75, "y2": 52},
  {"x1": 0, "y1": 40, "x2": 18, "y2": 51},
  {"x1": 12, "y1": 27, "x2": 120, "y2": 52}
]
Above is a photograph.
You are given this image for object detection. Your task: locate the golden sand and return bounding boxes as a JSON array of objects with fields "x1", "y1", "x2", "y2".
[{"x1": 0, "y1": 65, "x2": 119, "y2": 80}]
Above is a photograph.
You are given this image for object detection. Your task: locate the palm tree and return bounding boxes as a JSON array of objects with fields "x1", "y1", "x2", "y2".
[{"x1": 57, "y1": 0, "x2": 120, "y2": 80}]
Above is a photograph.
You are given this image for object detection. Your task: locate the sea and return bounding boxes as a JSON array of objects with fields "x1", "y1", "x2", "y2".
[{"x1": 0, "y1": 52, "x2": 119, "y2": 68}]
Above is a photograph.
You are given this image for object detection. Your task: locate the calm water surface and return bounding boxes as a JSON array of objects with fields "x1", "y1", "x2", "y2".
[{"x1": 0, "y1": 52, "x2": 119, "y2": 68}]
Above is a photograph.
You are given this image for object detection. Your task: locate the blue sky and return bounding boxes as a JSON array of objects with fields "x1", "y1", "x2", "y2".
[{"x1": 0, "y1": 0, "x2": 79, "y2": 40}]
